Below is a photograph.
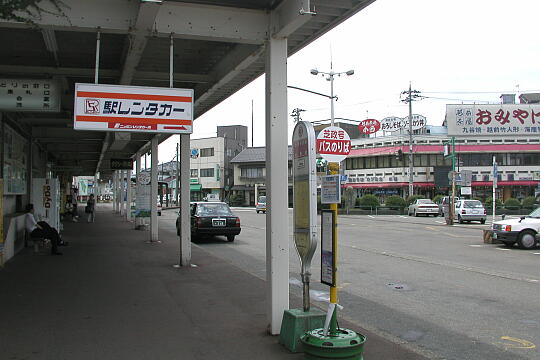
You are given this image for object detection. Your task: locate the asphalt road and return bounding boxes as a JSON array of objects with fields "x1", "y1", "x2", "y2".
[{"x1": 159, "y1": 208, "x2": 540, "y2": 360}]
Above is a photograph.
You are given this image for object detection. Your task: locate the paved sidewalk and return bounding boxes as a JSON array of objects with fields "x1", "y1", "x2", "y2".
[{"x1": 0, "y1": 205, "x2": 427, "y2": 360}]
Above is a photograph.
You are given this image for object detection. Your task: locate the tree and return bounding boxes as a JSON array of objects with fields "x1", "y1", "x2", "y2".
[
  {"x1": 0, "y1": 1, "x2": 68, "y2": 24},
  {"x1": 522, "y1": 196, "x2": 537, "y2": 209},
  {"x1": 504, "y1": 198, "x2": 521, "y2": 209},
  {"x1": 342, "y1": 187, "x2": 356, "y2": 214},
  {"x1": 385, "y1": 195, "x2": 406, "y2": 209},
  {"x1": 406, "y1": 195, "x2": 423, "y2": 206},
  {"x1": 358, "y1": 194, "x2": 379, "y2": 209}
]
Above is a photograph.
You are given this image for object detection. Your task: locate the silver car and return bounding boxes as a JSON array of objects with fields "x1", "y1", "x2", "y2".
[
  {"x1": 455, "y1": 200, "x2": 486, "y2": 224},
  {"x1": 408, "y1": 199, "x2": 439, "y2": 217}
]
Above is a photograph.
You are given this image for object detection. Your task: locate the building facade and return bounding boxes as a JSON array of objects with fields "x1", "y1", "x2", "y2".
[
  {"x1": 230, "y1": 147, "x2": 292, "y2": 206},
  {"x1": 344, "y1": 133, "x2": 540, "y2": 202}
]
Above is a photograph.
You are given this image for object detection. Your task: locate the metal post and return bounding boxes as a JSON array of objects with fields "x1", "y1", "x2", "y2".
[
  {"x1": 265, "y1": 36, "x2": 289, "y2": 335},
  {"x1": 150, "y1": 137, "x2": 159, "y2": 242},
  {"x1": 492, "y1": 155, "x2": 497, "y2": 223},
  {"x1": 328, "y1": 162, "x2": 339, "y2": 334},
  {"x1": 408, "y1": 84, "x2": 414, "y2": 198},
  {"x1": 169, "y1": 34, "x2": 174, "y2": 88},
  {"x1": 176, "y1": 141, "x2": 180, "y2": 206},
  {"x1": 450, "y1": 137, "x2": 456, "y2": 225},
  {"x1": 94, "y1": 29, "x2": 101, "y2": 84},
  {"x1": 178, "y1": 134, "x2": 191, "y2": 265}
]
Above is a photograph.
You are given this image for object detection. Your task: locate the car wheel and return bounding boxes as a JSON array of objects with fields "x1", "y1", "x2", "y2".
[
  {"x1": 480, "y1": 219, "x2": 486, "y2": 224},
  {"x1": 256, "y1": 210, "x2": 259, "y2": 214},
  {"x1": 227, "y1": 235, "x2": 235, "y2": 242},
  {"x1": 414, "y1": 210, "x2": 418, "y2": 217},
  {"x1": 517, "y1": 230, "x2": 537, "y2": 250},
  {"x1": 458, "y1": 215, "x2": 464, "y2": 224}
]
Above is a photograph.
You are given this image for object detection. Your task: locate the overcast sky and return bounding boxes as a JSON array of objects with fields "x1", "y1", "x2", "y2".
[{"x1": 157, "y1": 0, "x2": 540, "y2": 163}]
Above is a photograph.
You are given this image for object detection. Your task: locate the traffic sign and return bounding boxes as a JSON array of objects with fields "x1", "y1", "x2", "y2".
[{"x1": 316, "y1": 126, "x2": 351, "y2": 163}]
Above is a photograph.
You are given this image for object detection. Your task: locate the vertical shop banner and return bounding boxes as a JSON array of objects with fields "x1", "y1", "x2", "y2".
[
  {"x1": 74, "y1": 83, "x2": 193, "y2": 134},
  {"x1": 135, "y1": 173, "x2": 151, "y2": 217}
]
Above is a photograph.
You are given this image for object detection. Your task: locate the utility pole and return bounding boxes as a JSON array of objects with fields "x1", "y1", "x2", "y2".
[
  {"x1": 176, "y1": 141, "x2": 180, "y2": 205},
  {"x1": 401, "y1": 84, "x2": 421, "y2": 198},
  {"x1": 251, "y1": 99, "x2": 254, "y2": 147},
  {"x1": 291, "y1": 108, "x2": 305, "y2": 122}
]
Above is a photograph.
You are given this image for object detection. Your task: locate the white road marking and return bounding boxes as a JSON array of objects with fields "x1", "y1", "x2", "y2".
[
  {"x1": 469, "y1": 245, "x2": 483, "y2": 247},
  {"x1": 533, "y1": 253, "x2": 540, "y2": 255},
  {"x1": 368, "y1": 215, "x2": 374, "y2": 218},
  {"x1": 496, "y1": 248, "x2": 510, "y2": 251}
]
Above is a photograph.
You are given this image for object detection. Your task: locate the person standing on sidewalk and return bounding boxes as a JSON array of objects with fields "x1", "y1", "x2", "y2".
[
  {"x1": 25, "y1": 204, "x2": 63, "y2": 255},
  {"x1": 86, "y1": 194, "x2": 96, "y2": 223},
  {"x1": 71, "y1": 187, "x2": 79, "y2": 221}
]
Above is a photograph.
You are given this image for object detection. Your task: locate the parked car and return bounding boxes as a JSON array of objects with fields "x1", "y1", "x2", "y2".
[
  {"x1": 492, "y1": 206, "x2": 540, "y2": 249},
  {"x1": 454, "y1": 199, "x2": 486, "y2": 224},
  {"x1": 408, "y1": 199, "x2": 439, "y2": 216},
  {"x1": 176, "y1": 202, "x2": 241, "y2": 242},
  {"x1": 436, "y1": 196, "x2": 460, "y2": 216},
  {"x1": 256, "y1": 196, "x2": 266, "y2": 214}
]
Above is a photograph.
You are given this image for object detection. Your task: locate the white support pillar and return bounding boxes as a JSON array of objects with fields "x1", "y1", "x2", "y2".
[
  {"x1": 178, "y1": 134, "x2": 191, "y2": 266},
  {"x1": 150, "y1": 137, "x2": 159, "y2": 242},
  {"x1": 117, "y1": 171, "x2": 122, "y2": 214},
  {"x1": 120, "y1": 170, "x2": 125, "y2": 216},
  {"x1": 126, "y1": 169, "x2": 132, "y2": 221},
  {"x1": 113, "y1": 171, "x2": 118, "y2": 213},
  {"x1": 265, "y1": 36, "x2": 289, "y2": 335},
  {"x1": 122, "y1": 170, "x2": 128, "y2": 218},
  {"x1": 135, "y1": 152, "x2": 141, "y2": 228}
]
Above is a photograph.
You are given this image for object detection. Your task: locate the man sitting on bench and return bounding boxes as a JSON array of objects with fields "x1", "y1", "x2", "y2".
[{"x1": 25, "y1": 204, "x2": 63, "y2": 255}]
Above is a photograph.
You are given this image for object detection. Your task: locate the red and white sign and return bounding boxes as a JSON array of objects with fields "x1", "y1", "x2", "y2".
[
  {"x1": 316, "y1": 126, "x2": 351, "y2": 163},
  {"x1": 74, "y1": 83, "x2": 193, "y2": 134},
  {"x1": 358, "y1": 119, "x2": 381, "y2": 135}
]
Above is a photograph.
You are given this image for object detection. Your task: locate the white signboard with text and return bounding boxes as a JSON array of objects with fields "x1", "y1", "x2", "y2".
[
  {"x1": 74, "y1": 83, "x2": 193, "y2": 134},
  {"x1": 321, "y1": 175, "x2": 341, "y2": 204},
  {"x1": 0, "y1": 79, "x2": 60, "y2": 112},
  {"x1": 381, "y1": 114, "x2": 427, "y2": 133},
  {"x1": 446, "y1": 104, "x2": 540, "y2": 136}
]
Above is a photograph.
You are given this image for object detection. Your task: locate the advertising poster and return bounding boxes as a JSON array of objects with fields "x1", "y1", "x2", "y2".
[
  {"x1": 135, "y1": 173, "x2": 151, "y2": 217},
  {"x1": 321, "y1": 210, "x2": 335, "y2": 286}
]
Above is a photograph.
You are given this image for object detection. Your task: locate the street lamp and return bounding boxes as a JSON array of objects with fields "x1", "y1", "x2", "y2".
[{"x1": 310, "y1": 67, "x2": 354, "y2": 126}]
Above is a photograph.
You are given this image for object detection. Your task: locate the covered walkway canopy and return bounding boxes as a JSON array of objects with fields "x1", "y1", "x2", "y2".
[{"x1": 0, "y1": 0, "x2": 376, "y2": 334}]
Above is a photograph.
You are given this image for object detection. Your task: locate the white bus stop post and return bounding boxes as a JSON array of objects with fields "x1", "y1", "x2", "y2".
[
  {"x1": 150, "y1": 136, "x2": 159, "y2": 242},
  {"x1": 265, "y1": 36, "x2": 289, "y2": 335},
  {"x1": 178, "y1": 134, "x2": 191, "y2": 266}
]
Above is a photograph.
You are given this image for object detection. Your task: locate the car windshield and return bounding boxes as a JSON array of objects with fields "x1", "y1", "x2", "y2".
[
  {"x1": 259, "y1": 196, "x2": 266, "y2": 203},
  {"x1": 197, "y1": 203, "x2": 234, "y2": 216},
  {"x1": 464, "y1": 200, "x2": 483, "y2": 208},
  {"x1": 418, "y1": 199, "x2": 433, "y2": 204},
  {"x1": 529, "y1": 207, "x2": 540, "y2": 218}
]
